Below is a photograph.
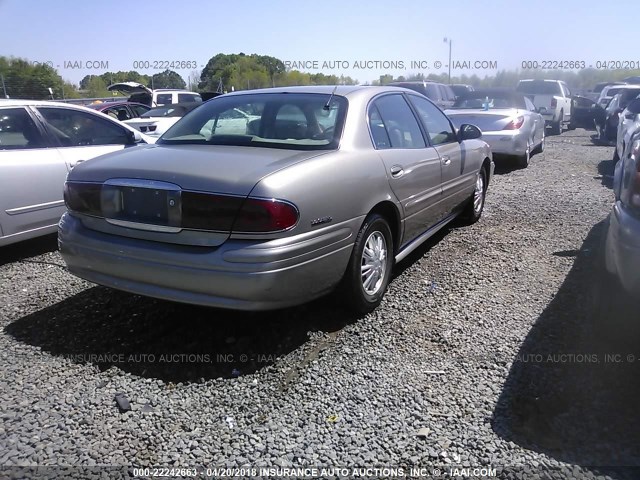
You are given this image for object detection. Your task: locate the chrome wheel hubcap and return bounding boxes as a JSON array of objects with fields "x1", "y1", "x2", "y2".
[
  {"x1": 473, "y1": 174, "x2": 485, "y2": 214},
  {"x1": 361, "y1": 231, "x2": 387, "y2": 295}
]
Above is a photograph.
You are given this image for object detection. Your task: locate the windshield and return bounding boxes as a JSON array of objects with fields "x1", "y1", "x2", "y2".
[
  {"x1": 516, "y1": 81, "x2": 562, "y2": 95},
  {"x1": 452, "y1": 93, "x2": 524, "y2": 109},
  {"x1": 158, "y1": 92, "x2": 347, "y2": 150}
]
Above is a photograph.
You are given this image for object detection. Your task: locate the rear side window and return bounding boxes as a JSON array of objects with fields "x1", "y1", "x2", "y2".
[
  {"x1": 178, "y1": 93, "x2": 202, "y2": 103},
  {"x1": 0, "y1": 108, "x2": 46, "y2": 150},
  {"x1": 425, "y1": 84, "x2": 439, "y2": 100},
  {"x1": 155, "y1": 93, "x2": 173, "y2": 105},
  {"x1": 371, "y1": 94, "x2": 426, "y2": 149},
  {"x1": 38, "y1": 107, "x2": 131, "y2": 147},
  {"x1": 516, "y1": 81, "x2": 562, "y2": 95},
  {"x1": 368, "y1": 105, "x2": 391, "y2": 149}
]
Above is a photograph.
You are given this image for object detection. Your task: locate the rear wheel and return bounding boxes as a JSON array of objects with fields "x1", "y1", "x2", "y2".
[
  {"x1": 340, "y1": 214, "x2": 393, "y2": 315},
  {"x1": 551, "y1": 111, "x2": 563, "y2": 135},
  {"x1": 459, "y1": 167, "x2": 487, "y2": 225},
  {"x1": 517, "y1": 146, "x2": 530, "y2": 168}
]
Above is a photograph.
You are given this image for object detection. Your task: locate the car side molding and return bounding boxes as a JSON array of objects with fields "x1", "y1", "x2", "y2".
[{"x1": 395, "y1": 212, "x2": 458, "y2": 263}]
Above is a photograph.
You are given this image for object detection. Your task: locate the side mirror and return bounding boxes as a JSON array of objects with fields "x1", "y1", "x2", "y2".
[
  {"x1": 536, "y1": 106, "x2": 548, "y2": 114},
  {"x1": 126, "y1": 129, "x2": 143, "y2": 144},
  {"x1": 458, "y1": 123, "x2": 482, "y2": 141}
]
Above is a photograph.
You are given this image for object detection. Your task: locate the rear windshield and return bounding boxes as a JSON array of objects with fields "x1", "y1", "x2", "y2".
[
  {"x1": 452, "y1": 93, "x2": 525, "y2": 109},
  {"x1": 159, "y1": 92, "x2": 347, "y2": 150},
  {"x1": 141, "y1": 106, "x2": 187, "y2": 118},
  {"x1": 516, "y1": 81, "x2": 562, "y2": 95}
]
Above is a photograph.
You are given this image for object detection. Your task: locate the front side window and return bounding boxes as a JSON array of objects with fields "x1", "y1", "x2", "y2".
[
  {"x1": 37, "y1": 107, "x2": 130, "y2": 147},
  {"x1": 0, "y1": 108, "x2": 45, "y2": 150},
  {"x1": 408, "y1": 95, "x2": 457, "y2": 145},
  {"x1": 371, "y1": 94, "x2": 426, "y2": 149},
  {"x1": 160, "y1": 92, "x2": 347, "y2": 150}
]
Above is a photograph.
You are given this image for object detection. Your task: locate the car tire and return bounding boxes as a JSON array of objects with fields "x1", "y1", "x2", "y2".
[
  {"x1": 551, "y1": 111, "x2": 563, "y2": 135},
  {"x1": 517, "y1": 146, "x2": 530, "y2": 168},
  {"x1": 340, "y1": 214, "x2": 394, "y2": 315},
  {"x1": 459, "y1": 167, "x2": 487, "y2": 225},
  {"x1": 613, "y1": 148, "x2": 620, "y2": 163},
  {"x1": 567, "y1": 121, "x2": 576, "y2": 131}
]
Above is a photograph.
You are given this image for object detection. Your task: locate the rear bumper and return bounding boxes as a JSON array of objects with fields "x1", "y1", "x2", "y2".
[
  {"x1": 58, "y1": 212, "x2": 358, "y2": 310},
  {"x1": 480, "y1": 131, "x2": 530, "y2": 156},
  {"x1": 605, "y1": 203, "x2": 640, "y2": 294}
]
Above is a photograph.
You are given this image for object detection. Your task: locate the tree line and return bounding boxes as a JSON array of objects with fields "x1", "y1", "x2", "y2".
[{"x1": 3, "y1": 53, "x2": 640, "y2": 101}]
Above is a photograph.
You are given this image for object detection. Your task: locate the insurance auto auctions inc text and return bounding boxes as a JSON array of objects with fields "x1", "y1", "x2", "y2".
[{"x1": 284, "y1": 60, "x2": 498, "y2": 70}]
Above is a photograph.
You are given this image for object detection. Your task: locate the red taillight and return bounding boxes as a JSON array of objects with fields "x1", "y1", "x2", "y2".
[
  {"x1": 551, "y1": 98, "x2": 557, "y2": 108},
  {"x1": 64, "y1": 182, "x2": 102, "y2": 216},
  {"x1": 181, "y1": 192, "x2": 244, "y2": 231},
  {"x1": 505, "y1": 116, "x2": 525, "y2": 130},
  {"x1": 233, "y1": 198, "x2": 299, "y2": 233}
]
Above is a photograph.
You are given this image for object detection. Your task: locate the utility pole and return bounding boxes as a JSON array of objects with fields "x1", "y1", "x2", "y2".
[
  {"x1": 1, "y1": 75, "x2": 8, "y2": 98},
  {"x1": 443, "y1": 37, "x2": 452, "y2": 84}
]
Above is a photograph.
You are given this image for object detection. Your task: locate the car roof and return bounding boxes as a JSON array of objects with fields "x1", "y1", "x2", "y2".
[
  {"x1": 389, "y1": 81, "x2": 444, "y2": 86},
  {"x1": 0, "y1": 99, "x2": 104, "y2": 109},
  {"x1": 87, "y1": 101, "x2": 149, "y2": 110},
  {"x1": 210, "y1": 85, "x2": 431, "y2": 103}
]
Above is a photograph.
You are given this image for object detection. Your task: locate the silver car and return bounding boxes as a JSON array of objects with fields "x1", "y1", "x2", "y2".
[
  {"x1": 605, "y1": 130, "x2": 640, "y2": 295},
  {"x1": 59, "y1": 86, "x2": 493, "y2": 313},
  {"x1": 0, "y1": 100, "x2": 150, "y2": 247},
  {"x1": 445, "y1": 89, "x2": 545, "y2": 168}
]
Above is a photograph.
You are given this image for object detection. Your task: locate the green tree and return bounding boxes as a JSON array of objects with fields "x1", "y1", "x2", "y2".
[
  {"x1": 151, "y1": 70, "x2": 186, "y2": 89},
  {"x1": 0, "y1": 56, "x2": 67, "y2": 99}
]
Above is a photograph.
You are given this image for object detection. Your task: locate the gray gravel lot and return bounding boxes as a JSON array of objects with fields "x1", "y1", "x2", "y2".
[{"x1": 1, "y1": 129, "x2": 639, "y2": 479}]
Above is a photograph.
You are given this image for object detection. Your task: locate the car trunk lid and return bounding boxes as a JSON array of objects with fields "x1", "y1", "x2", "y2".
[
  {"x1": 446, "y1": 109, "x2": 525, "y2": 131},
  {"x1": 66, "y1": 145, "x2": 327, "y2": 246}
]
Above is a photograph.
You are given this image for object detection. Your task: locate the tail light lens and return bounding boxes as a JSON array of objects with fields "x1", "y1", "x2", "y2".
[
  {"x1": 551, "y1": 98, "x2": 557, "y2": 108},
  {"x1": 64, "y1": 181, "x2": 299, "y2": 234},
  {"x1": 233, "y1": 198, "x2": 299, "y2": 233},
  {"x1": 505, "y1": 116, "x2": 525, "y2": 130},
  {"x1": 64, "y1": 182, "x2": 102, "y2": 216},
  {"x1": 181, "y1": 192, "x2": 244, "y2": 231}
]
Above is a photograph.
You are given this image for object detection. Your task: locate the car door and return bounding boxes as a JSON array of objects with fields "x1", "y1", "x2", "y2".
[
  {"x1": 369, "y1": 94, "x2": 443, "y2": 245},
  {"x1": 0, "y1": 106, "x2": 69, "y2": 242},
  {"x1": 407, "y1": 94, "x2": 476, "y2": 216},
  {"x1": 35, "y1": 106, "x2": 135, "y2": 170}
]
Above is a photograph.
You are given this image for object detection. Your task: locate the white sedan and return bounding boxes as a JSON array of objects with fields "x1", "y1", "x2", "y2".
[
  {"x1": 0, "y1": 99, "x2": 152, "y2": 247},
  {"x1": 124, "y1": 104, "x2": 200, "y2": 138}
]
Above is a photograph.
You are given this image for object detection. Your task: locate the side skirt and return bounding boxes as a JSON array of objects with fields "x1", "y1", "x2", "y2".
[{"x1": 395, "y1": 211, "x2": 459, "y2": 263}]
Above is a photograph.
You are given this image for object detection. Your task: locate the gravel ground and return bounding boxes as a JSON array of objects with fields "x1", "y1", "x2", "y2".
[{"x1": 1, "y1": 128, "x2": 639, "y2": 480}]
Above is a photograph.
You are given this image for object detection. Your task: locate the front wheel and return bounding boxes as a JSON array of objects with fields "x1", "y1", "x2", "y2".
[{"x1": 340, "y1": 214, "x2": 394, "y2": 315}]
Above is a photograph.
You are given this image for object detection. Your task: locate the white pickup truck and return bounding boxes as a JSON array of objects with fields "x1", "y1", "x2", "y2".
[{"x1": 516, "y1": 79, "x2": 572, "y2": 135}]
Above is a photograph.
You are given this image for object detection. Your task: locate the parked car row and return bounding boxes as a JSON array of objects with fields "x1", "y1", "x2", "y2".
[{"x1": 4, "y1": 78, "x2": 637, "y2": 314}]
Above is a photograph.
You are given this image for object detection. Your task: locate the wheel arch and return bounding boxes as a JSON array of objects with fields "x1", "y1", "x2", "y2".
[{"x1": 366, "y1": 201, "x2": 402, "y2": 254}]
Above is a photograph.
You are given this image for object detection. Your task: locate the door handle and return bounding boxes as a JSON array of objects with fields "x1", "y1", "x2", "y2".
[
  {"x1": 441, "y1": 155, "x2": 451, "y2": 166},
  {"x1": 390, "y1": 165, "x2": 404, "y2": 177}
]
